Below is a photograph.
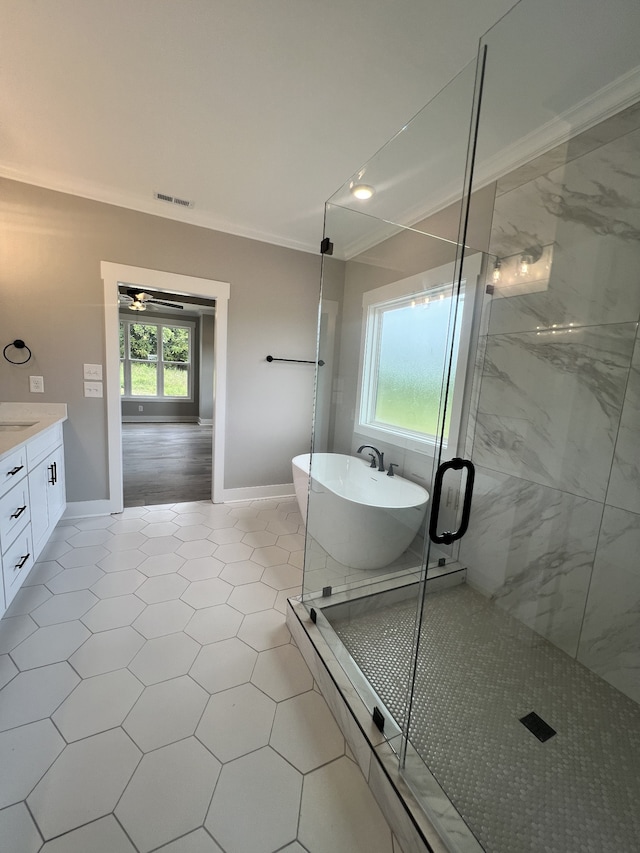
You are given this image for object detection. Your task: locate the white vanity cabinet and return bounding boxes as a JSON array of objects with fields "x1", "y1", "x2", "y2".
[
  {"x1": 27, "y1": 424, "x2": 66, "y2": 558},
  {"x1": 0, "y1": 418, "x2": 66, "y2": 616},
  {"x1": 0, "y1": 447, "x2": 34, "y2": 611},
  {"x1": 1, "y1": 525, "x2": 34, "y2": 611}
]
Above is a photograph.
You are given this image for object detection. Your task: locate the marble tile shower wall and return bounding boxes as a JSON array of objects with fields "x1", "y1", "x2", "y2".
[{"x1": 459, "y1": 122, "x2": 640, "y2": 704}]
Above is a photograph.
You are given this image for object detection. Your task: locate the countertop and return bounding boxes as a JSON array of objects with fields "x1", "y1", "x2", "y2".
[{"x1": 0, "y1": 403, "x2": 68, "y2": 460}]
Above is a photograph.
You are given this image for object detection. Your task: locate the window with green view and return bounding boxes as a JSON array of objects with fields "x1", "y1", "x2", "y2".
[
  {"x1": 358, "y1": 259, "x2": 478, "y2": 452},
  {"x1": 372, "y1": 294, "x2": 459, "y2": 439},
  {"x1": 120, "y1": 319, "x2": 193, "y2": 399}
]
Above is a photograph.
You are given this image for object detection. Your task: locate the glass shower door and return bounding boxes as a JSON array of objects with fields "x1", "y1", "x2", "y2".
[
  {"x1": 300, "y1": 56, "x2": 487, "y2": 758},
  {"x1": 302, "y1": 205, "x2": 470, "y2": 725},
  {"x1": 401, "y1": 1, "x2": 640, "y2": 850}
]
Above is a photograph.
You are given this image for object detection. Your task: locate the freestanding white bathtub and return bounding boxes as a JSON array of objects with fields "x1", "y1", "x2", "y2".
[{"x1": 292, "y1": 452, "x2": 429, "y2": 570}]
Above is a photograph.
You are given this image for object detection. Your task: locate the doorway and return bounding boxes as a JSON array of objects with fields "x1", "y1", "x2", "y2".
[
  {"x1": 118, "y1": 288, "x2": 215, "y2": 506},
  {"x1": 121, "y1": 422, "x2": 213, "y2": 506},
  {"x1": 102, "y1": 262, "x2": 230, "y2": 513}
]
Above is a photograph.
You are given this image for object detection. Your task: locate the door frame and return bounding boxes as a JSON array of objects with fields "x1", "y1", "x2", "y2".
[{"x1": 102, "y1": 262, "x2": 230, "y2": 511}]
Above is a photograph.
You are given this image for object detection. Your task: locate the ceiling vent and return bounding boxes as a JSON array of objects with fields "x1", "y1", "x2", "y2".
[{"x1": 154, "y1": 191, "x2": 194, "y2": 209}]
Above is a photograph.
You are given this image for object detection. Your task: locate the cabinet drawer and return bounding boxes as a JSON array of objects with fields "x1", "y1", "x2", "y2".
[
  {"x1": 26, "y1": 423, "x2": 63, "y2": 469},
  {"x1": 2, "y1": 526, "x2": 34, "y2": 607},
  {"x1": 0, "y1": 481, "x2": 30, "y2": 552},
  {"x1": 0, "y1": 446, "x2": 28, "y2": 498}
]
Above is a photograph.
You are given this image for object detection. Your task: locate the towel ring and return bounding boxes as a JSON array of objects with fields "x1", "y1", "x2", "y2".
[{"x1": 3, "y1": 339, "x2": 32, "y2": 365}]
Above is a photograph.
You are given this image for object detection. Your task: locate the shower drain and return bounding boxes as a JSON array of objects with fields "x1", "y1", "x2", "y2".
[{"x1": 519, "y1": 711, "x2": 556, "y2": 742}]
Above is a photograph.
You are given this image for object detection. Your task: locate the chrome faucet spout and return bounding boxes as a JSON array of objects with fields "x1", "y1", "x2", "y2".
[{"x1": 357, "y1": 444, "x2": 385, "y2": 472}]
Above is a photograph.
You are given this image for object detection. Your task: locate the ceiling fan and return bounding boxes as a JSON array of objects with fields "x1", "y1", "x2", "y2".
[{"x1": 119, "y1": 289, "x2": 184, "y2": 312}]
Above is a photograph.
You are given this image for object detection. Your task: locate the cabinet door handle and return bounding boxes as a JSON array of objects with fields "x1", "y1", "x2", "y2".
[
  {"x1": 8, "y1": 465, "x2": 24, "y2": 476},
  {"x1": 14, "y1": 553, "x2": 30, "y2": 571},
  {"x1": 48, "y1": 462, "x2": 56, "y2": 485},
  {"x1": 10, "y1": 505, "x2": 27, "y2": 520}
]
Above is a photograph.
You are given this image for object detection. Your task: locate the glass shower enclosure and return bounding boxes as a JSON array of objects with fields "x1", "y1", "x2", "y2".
[{"x1": 298, "y1": 0, "x2": 640, "y2": 850}]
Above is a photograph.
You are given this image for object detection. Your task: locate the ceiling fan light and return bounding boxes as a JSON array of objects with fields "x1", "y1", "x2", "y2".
[{"x1": 130, "y1": 300, "x2": 146, "y2": 311}]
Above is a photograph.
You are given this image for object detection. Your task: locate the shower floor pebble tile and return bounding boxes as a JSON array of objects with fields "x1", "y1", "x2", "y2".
[
  {"x1": 331, "y1": 585, "x2": 640, "y2": 853},
  {"x1": 0, "y1": 500, "x2": 403, "y2": 853}
]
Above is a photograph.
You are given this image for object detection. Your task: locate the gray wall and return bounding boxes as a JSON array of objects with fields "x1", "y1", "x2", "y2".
[{"x1": 0, "y1": 178, "x2": 321, "y2": 501}]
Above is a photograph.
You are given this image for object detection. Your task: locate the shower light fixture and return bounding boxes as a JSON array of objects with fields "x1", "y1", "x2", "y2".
[
  {"x1": 489, "y1": 244, "x2": 552, "y2": 297},
  {"x1": 517, "y1": 246, "x2": 543, "y2": 277},
  {"x1": 350, "y1": 183, "x2": 375, "y2": 200}
]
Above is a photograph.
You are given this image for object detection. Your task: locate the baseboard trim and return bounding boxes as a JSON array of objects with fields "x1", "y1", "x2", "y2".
[
  {"x1": 65, "y1": 486, "x2": 295, "y2": 515},
  {"x1": 221, "y1": 483, "x2": 295, "y2": 503},
  {"x1": 121, "y1": 416, "x2": 199, "y2": 423},
  {"x1": 198, "y1": 418, "x2": 213, "y2": 426},
  {"x1": 64, "y1": 499, "x2": 121, "y2": 519}
]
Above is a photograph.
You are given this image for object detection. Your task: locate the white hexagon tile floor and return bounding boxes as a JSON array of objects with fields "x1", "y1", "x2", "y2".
[{"x1": 0, "y1": 499, "x2": 405, "y2": 853}]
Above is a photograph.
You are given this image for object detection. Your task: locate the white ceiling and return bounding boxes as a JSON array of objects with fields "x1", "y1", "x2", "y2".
[{"x1": 0, "y1": 0, "x2": 516, "y2": 254}]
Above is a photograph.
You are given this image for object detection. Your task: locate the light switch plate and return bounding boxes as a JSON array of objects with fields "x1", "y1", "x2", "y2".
[
  {"x1": 84, "y1": 381, "x2": 103, "y2": 398},
  {"x1": 29, "y1": 376, "x2": 44, "y2": 393},
  {"x1": 83, "y1": 363, "x2": 103, "y2": 380}
]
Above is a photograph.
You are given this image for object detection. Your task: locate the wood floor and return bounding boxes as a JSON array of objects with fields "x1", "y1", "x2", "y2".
[{"x1": 122, "y1": 422, "x2": 213, "y2": 506}]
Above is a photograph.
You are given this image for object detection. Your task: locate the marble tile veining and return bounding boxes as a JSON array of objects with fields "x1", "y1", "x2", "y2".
[
  {"x1": 459, "y1": 466, "x2": 602, "y2": 655},
  {"x1": 486, "y1": 233, "x2": 640, "y2": 335},
  {"x1": 577, "y1": 504, "x2": 640, "y2": 704},
  {"x1": 607, "y1": 328, "x2": 640, "y2": 514},
  {"x1": 492, "y1": 125, "x2": 640, "y2": 255},
  {"x1": 474, "y1": 322, "x2": 636, "y2": 501},
  {"x1": 488, "y1": 124, "x2": 640, "y2": 336}
]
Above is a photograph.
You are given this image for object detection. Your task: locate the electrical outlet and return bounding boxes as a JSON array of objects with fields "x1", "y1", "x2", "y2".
[
  {"x1": 83, "y1": 363, "x2": 103, "y2": 380},
  {"x1": 84, "y1": 381, "x2": 103, "y2": 398},
  {"x1": 138, "y1": 405, "x2": 143, "y2": 412},
  {"x1": 29, "y1": 376, "x2": 44, "y2": 393}
]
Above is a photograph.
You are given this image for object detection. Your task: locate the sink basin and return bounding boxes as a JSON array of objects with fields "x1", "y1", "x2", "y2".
[{"x1": 0, "y1": 422, "x2": 37, "y2": 431}]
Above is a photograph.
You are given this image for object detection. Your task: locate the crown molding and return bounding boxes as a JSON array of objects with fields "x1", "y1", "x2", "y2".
[
  {"x1": 332, "y1": 64, "x2": 640, "y2": 261},
  {"x1": 0, "y1": 166, "x2": 319, "y2": 256}
]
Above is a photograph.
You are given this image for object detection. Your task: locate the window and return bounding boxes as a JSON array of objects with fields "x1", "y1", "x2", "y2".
[
  {"x1": 120, "y1": 319, "x2": 194, "y2": 399},
  {"x1": 357, "y1": 258, "x2": 479, "y2": 454}
]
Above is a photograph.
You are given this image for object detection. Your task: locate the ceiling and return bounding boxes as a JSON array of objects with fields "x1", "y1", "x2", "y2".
[{"x1": 0, "y1": 0, "x2": 517, "y2": 254}]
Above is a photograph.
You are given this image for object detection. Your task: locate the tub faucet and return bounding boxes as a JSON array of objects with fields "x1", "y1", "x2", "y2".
[{"x1": 357, "y1": 445, "x2": 385, "y2": 472}]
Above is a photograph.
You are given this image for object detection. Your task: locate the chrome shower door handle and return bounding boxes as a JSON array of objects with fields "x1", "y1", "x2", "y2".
[{"x1": 428, "y1": 457, "x2": 475, "y2": 545}]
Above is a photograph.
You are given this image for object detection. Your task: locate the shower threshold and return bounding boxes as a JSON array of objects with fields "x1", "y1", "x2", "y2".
[
  {"x1": 288, "y1": 570, "x2": 483, "y2": 853},
  {"x1": 293, "y1": 581, "x2": 640, "y2": 853}
]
